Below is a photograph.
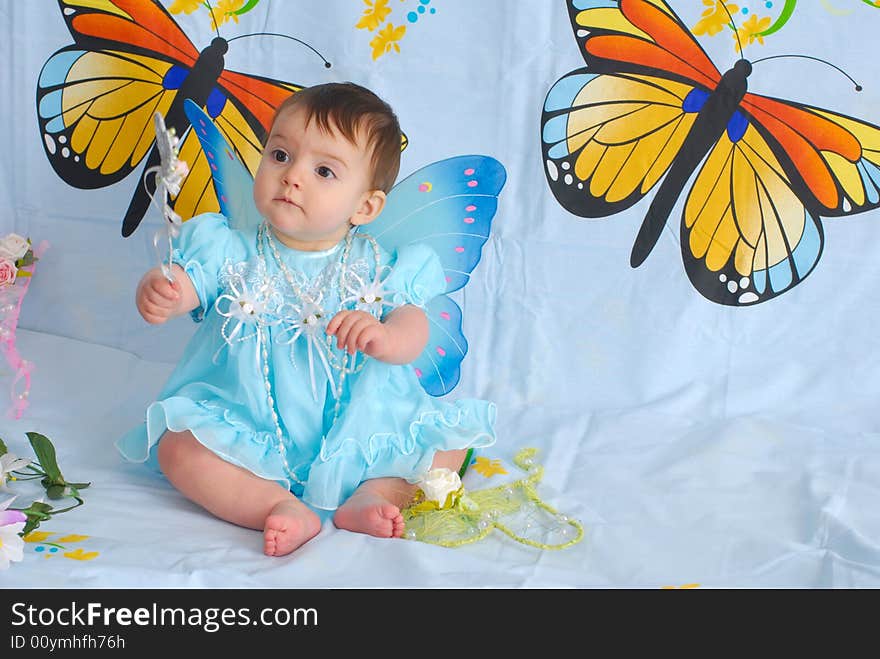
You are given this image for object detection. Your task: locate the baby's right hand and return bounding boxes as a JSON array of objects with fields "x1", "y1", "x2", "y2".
[{"x1": 136, "y1": 269, "x2": 182, "y2": 324}]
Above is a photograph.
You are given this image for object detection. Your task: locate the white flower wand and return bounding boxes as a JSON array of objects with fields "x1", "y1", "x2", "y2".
[{"x1": 145, "y1": 112, "x2": 189, "y2": 282}]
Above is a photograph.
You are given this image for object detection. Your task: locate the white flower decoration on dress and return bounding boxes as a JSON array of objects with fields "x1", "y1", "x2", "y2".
[
  {"x1": 146, "y1": 112, "x2": 189, "y2": 282},
  {"x1": 341, "y1": 267, "x2": 396, "y2": 317},
  {"x1": 213, "y1": 272, "x2": 277, "y2": 364},
  {"x1": 275, "y1": 293, "x2": 337, "y2": 402},
  {"x1": 0, "y1": 496, "x2": 26, "y2": 569}
]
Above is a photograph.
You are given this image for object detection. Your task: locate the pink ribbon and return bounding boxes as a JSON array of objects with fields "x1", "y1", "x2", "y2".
[{"x1": 1, "y1": 241, "x2": 48, "y2": 419}]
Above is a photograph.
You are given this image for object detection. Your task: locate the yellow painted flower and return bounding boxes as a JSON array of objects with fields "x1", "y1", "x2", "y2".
[
  {"x1": 168, "y1": 0, "x2": 202, "y2": 14},
  {"x1": 472, "y1": 456, "x2": 508, "y2": 478},
  {"x1": 23, "y1": 531, "x2": 53, "y2": 543},
  {"x1": 56, "y1": 534, "x2": 89, "y2": 543},
  {"x1": 356, "y1": 0, "x2": 392, "y2": 31},
  {"x1": 693, "y1": 1, "x2": 739, "y2": 37},
  {"x1": 211, "y1": 0, "x2": 245, "y2": 31},
  {"x1": 370, "y1": 22, "x2": 406, "y2": 60},
  {"x1": 63, "y1": 548, "x2": 99, "y2": 561},
  {"x1": 735, "y1": 13, "x2": 772, "y2": 52}
]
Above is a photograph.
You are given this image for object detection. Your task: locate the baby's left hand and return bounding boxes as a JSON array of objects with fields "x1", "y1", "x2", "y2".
[{"x1": 326, "y1": 310, "x2": 390, "y2": 359}]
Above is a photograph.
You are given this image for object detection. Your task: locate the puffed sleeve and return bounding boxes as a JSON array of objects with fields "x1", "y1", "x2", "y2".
[
  {"x1": 171, "y1": 213, "x2": 247, "y2": 322},
  {"x1": 381, "y1": 243, "x2": 447, "y2": 312}
]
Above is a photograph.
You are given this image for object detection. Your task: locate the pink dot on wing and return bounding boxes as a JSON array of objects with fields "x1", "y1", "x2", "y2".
[
  {"x1": 467, "y1": 180, "x2": 477, "y2": 187},
  {"x1": 464, "y1": 168, "x2": 475, "y2": 175},
  {"x1": 454, "y1": 246, "x2": 465, "y2": 253},
  {"x1": 436, "y1": 347, "x2": 446, "y2": 356},
  {"x1": 440, "y1": 311, "x2": 450, "y2": 320}
]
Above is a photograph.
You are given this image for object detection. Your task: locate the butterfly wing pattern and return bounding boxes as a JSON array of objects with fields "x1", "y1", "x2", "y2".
[
  {"x1": 183, "y1": 99, "x2": 263, "y2": 230},
  {"x1": 367, "y1": 156, "x2": 506, "y2": 395},
  {"x1": 184, "y1": 102, "x2": 507, "y2": 396},
  {"x1": 37, "y1": 0, "x2": 301, "y2": 236},
  {"x1": 542, "y1": 0, "x2": 880, "y2": 305}
]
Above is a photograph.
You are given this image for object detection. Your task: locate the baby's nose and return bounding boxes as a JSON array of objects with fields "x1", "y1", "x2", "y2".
[{"x1": 282, "y1": 166, "x2": 301, "y2": 188}]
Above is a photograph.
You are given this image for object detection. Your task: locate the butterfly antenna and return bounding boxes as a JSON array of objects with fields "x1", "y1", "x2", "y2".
[
  {"x1": 226, "y1": 33, "x2": 332, "y2": 68},
  {"x1": 718, "y1": 1, "x2": 745, "y2": 56},
  {"x1": 750, "y1": 54, "x2": 863, "y2": 91},
  {"x1": 203, "y1": 1, "x2": 221, "y2": 39}
]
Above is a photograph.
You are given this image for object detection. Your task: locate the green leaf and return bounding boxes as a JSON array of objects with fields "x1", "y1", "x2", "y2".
[
  {"x1": 67, "y1": 481, "x2": 91, "y2": 489},
  {"x1": 27, "y1": 501, "x2": 54, "y2": 516},
  {"x1": 27, "y1": 432, "x2": 64, "y2": 484},
  {"x1": 0, "y1": 437, "x2": 7, "y2": 457},
  {"x1": 21, "y1": 517, "x2": 41, "y2": 535}
]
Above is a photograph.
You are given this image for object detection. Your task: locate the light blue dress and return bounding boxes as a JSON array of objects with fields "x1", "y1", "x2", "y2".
[{"x1": 117, "y1": 214, "x2": 496, "y2": 510}]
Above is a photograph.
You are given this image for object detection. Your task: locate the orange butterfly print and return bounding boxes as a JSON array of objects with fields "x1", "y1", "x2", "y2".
[
  {"x1": 541, "y1": 0, "x2": 880, "y2": 305},
  {"x1": 36, "y1": 0, "x2": 303, "y2": 237}
]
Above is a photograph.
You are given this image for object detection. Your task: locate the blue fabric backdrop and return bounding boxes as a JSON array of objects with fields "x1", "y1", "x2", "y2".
[{"x1": 2, "y1": 0, "x2": 880, "y2": 587}]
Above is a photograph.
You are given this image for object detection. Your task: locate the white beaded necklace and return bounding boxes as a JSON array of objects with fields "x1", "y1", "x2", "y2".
[{"x1": 254, "y1": 221, "x2": 382, "y2": 483}]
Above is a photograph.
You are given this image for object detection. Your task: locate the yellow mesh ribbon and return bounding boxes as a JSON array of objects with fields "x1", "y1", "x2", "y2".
[{"x1": 402, "y1": 448, "x2": 584, "y2": 549}]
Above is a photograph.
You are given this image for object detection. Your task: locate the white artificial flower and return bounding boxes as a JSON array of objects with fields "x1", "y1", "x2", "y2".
[
  {"x1": 0, "y1": 496, "x2": 26, "y2": 569},
  {"x1": 418, "y1": 467, "x2": 462, "y2": 507},
  {"x1": 0, "y1": 233, "x2": 29, "y2": 261},
  {"x1": 0, "y1": 453, "x2": 31, "y2": 491}
]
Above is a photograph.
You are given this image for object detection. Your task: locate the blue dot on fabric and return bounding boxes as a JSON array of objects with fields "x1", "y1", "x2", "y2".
[
  {"x1": 420, "y1": 0, "x2": 431, "y2": 4},
  {"x1": 742, "y1": 8, "x2": 749, "y2": 14},
  {"x1": 35, "y1": 546, "x2": 45, "y2": 552},
  {"x1": 49, "y1": 547, "x2": 58, "y2": 553},
  {"x1": 418, "y1": 5, "x2": 425, "y2": 13},
  {"x1": 766, "y1": 2, "x2": 773, "y2": 7},
  {"x1": 430, "y1": 7, "x2": 436, "y2": 13},
  {"x1": 407, "y1": 11, "x2": 418, "y2": 22}
]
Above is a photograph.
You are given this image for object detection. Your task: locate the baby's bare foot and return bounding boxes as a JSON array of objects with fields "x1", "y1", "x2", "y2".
[
  {"x1": 333, "y1": 491, "x2": 406, "y2": 538},
  {"x1": 263, "y1": 500, "x2": 321, "y2": 556}
]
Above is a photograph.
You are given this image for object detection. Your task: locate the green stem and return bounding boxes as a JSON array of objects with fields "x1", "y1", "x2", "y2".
[
  {"x1": 47, "y1": 498, "x2": 84, "y2": 515},
  {"x1": 233, "y1": 0, "x2": 260, "y2": 15},
  {"x1": 760, "y1": 0, "x2": 797, "y2": 35}
]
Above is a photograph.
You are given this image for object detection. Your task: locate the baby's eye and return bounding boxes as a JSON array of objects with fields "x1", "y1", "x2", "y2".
[
  {"x1": 271, "y1": 149, "x2": 289, "y2": 163},
  {"x1": 316, "y1": 166, "x2": 335, "y2": 179}
]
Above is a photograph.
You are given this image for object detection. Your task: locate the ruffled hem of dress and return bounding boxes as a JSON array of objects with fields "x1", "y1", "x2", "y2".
[
  {"x1": 115, "y1": 397, "x2": 293, "y2": 491},
  {"x1": 303, "y1": 400, "x2": 497, "y2": 510}
]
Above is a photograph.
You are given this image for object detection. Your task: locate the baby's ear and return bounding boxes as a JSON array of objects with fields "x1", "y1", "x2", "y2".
[{"x1": 351, "y1": 189, "x2": 386, "y2": 227}]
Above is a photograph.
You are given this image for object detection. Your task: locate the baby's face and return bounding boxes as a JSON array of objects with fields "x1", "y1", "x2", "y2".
[{"x1": 253, "y1": 106, "x2": 378, "y2": 251}]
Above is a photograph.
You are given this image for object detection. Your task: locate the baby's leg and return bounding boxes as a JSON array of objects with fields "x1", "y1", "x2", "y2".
[
  {"x1": 333, "y1": 448, "x2": 467, "y2": 539},
  {"x1": 157, "y1": 430, "x2": 320, "y2": 556}
]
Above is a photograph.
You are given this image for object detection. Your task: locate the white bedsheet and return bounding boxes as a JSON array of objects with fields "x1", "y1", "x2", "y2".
[{"x1": 4, "y1": 329, "x2": 880, "y2": 588}]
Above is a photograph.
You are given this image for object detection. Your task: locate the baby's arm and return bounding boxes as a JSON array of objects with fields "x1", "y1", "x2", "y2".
[
  {"x1": 326, "y1": 305, "x2": 428, "y2": 365},
  {"x1": 136, "y1": 265, "x2": 200, "y2": 325}
]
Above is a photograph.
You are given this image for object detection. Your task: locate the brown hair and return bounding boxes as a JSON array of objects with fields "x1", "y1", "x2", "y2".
[{"x1": 272, "y1": 82, "x2": 401, "y2": 193}]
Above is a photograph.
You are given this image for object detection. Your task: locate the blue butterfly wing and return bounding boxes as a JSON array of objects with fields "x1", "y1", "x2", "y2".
[
  {"x1": 368, "y1": 155, "x2": 506, "y2": 292},
  {"x1": 414, "y1": 295, "x2": 467, "y2": 397},
  {"x1": 366, "y1": 155, "x2": 506, "y2": 396},
  {"x1": 183, "y1": 99, "x2": 261, "y2": 231}
]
